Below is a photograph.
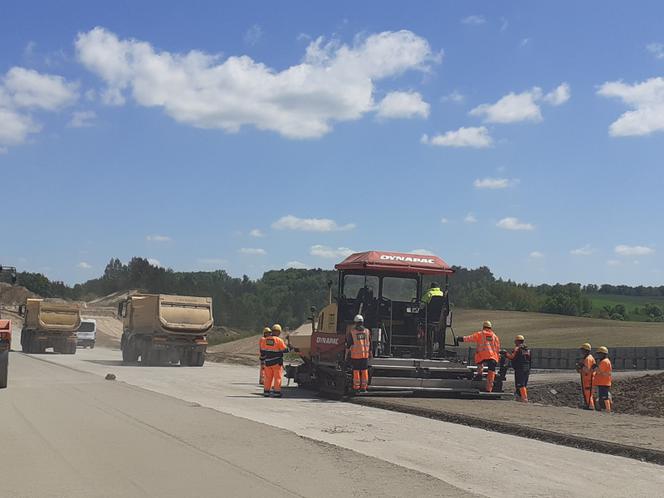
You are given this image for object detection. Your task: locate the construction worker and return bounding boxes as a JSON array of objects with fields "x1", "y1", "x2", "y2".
[
  {"x1": 504, "y1": 334, "x2": 531, "y2": 402},
  {"x1": 457, "y1": 320, "x2": 501, "y2": 392},
  {"x1": 346, "y1": 314, "x2": 370, "y2": 392},
  {"x1": 258, "y1": 326, "x2": 272, "y2": 384},
  {"x1": 593, "y1": 346, "x2": 613, "y2": 412},
  {"x1": 576, "y1": 343, "x2": 596, "y2": 410},
  {"x1": 260, "y1": 324, "x2": 288, "y2": 397},
  {"x1": 421, "y1": 282, "x2": 444, "y2": 305}
]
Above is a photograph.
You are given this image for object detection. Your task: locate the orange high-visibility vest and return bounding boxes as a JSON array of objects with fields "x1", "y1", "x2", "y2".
[
  {"x1": 260, "y1": 336, "x2": 288, "y2": 366},
  {"x1": 578, "y1": 354, "x2": 596, "y2": 385},
  {"x1": 594, "y1": 358, "x2": 612, "y2": 387},
  {"x1": 349, "y1": 328, "x2": 370, "y2": 359},
  {"x1": 463, "y1": 330, "x2": 500, "y2": 363}
]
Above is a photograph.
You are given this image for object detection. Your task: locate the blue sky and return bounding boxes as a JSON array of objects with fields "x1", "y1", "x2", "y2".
[{"x1": 1, "y1": 1, "x2": 664, "y2": 286}]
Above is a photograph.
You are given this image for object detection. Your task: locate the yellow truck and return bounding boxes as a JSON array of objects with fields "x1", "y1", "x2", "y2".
[
  {"x1": 118, "y1": 294, "x2": 212, "y2": 366},
  {"x1": 20, "y1": 299, "x2": 81, "y2": 354}
]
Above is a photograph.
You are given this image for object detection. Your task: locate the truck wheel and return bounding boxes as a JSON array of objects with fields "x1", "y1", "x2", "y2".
[
  {"x1": 0, "y1": 351, "x2": 8, "y2": 389},
  {"x1": 66, "y1": 343, "x2": 76, "y2": 355},
  {"x1": 179, "y1": 350, "x2": 191, "y2": 366},
  {"x1": 21, "y1": 331, "x2": 31, "y2": 353},
  {"x1": 141, "y1": 349, "x2": 153, "y2": 366},
  {"x1": 192, "y1": 352, "x2": 205, "y2": 367}
]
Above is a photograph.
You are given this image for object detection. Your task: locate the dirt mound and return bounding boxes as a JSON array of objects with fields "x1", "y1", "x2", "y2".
[
  {"x1": 0, "y1": 282, "x2": 38, "y2": 305},
  {"x1": 87, "y1": 290, "x2": 140, "y2": 308},
  {"x1": 529, "y1": 371, "x2": 664, "y2": 418}
]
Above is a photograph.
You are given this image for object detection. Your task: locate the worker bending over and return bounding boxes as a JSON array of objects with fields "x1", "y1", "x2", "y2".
[
  {"x1": 421, "y1": 282, "x2": 444, "y2": 305},
  {"x1": 458, "y1": 320, "x2": 501, "y2": 392},
  {"x1": 347, "y1": 314, "x2": 371, "y2": 393},
  {"x1": 260, "y1": 324, "x2": 288, "y2": 397},
  {"x1": 504, "y1": 334, "x2": 531, "y2": 402},
  {"x1": 258, "y1": 326, "x2": 272, "y2": 384},
  {"x1": 576, "y1": 343, "x2": 596, "y2": 410},
  {"x1": 593, "y1": 346, "x2": 613, "y2": 412}
]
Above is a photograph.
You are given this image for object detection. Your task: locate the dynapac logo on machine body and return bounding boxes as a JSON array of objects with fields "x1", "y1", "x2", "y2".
[{"x1": 379, "y1": 254, "x2": 435, "y2": 264}]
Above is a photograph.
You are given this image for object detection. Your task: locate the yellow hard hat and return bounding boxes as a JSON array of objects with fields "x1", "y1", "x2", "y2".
[
  {"x1": 271, "y1": 324, "x2": 282, "y2": 335},
  {"x1": 263, "y1": 327, "x2": 272, "y2": 336},
  {"x1": 482, "y1": 320, "x2": 492, "y2": 329},
  {"x1": 596, "y1": 346, "x2": 609, "y2": 355},
  {"x1": 515, "y1": 335, "x2": 525, "y2": 342},
  {"x1": 580, "y1": 343, "x2": 592, "y2": 351}
]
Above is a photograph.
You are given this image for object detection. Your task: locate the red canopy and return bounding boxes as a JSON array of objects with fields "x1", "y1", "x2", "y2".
[{"x1": 335, "y1": 251, "x2": 454, "y2": 275}]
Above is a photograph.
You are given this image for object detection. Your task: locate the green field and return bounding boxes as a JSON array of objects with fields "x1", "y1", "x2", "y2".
[{"x1": 588, "y1": 294, "x2": 664, "y2": 322}]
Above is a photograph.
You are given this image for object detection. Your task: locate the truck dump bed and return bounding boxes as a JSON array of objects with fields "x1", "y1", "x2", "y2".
[
  {"x1": 24, "y1": 299, "x2": 81, "y2": 332},
  {"x1": 129, "y1": 294, "x2": 213, "y2": 335}
]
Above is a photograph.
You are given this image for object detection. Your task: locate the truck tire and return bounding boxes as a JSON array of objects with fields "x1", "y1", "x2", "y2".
[
  {"x1": 21, "y1": 330, "x2": 31, "y2": 353},
  {"x1": 0, "y1": 351, "x2": 8, "y2": 389},
  {"x1": 179, "y1": 350, "x2": 191, "y2": 366},
  {"x1": 65, "y1": 342, "x2": 76, "y2": 355},
  {"x1": 141, "y1": 348, "x2": 153, "y2": 366},
  {"x1": 192, "y1": 352, "x2": 205, "y2": 367},
  {"x1": 122, "y1": 341, "x2": 139, "y2": 363}
]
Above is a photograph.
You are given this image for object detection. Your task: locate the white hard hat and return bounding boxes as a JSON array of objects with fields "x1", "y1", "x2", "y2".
[{"x1": 354, "y1": 314, "x2": 364, "y2": 323}]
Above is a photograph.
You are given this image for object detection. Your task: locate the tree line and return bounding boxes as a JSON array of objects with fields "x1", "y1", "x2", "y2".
[{"x1": 7, "y1": 257, "x2": 664, "y2": 329}]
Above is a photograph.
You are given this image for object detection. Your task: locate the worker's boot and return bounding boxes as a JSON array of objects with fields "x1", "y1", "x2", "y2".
[
  {"x1": 263, "y1": 390, "x2": 270, "y2": 397},
  {"x1": 486, "y1": 371, "x2": 496, "y2": 393},
  {"x1": 274, "y1": 391, "x2": 282, "y2": 398},
  {"x1": 519, "y1": 387, "x2": 528, "y2": 402}
]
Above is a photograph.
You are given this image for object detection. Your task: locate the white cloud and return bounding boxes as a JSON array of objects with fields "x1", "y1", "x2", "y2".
[
  {"x1": 376, "y1": 91, "x2": 429, "y2": 119},
  {"x1": 441, "y1": 90, "x2": 464, "y2": 103},
  {"x1": 411, "y1": 249, "x2": 435, "y2": 255},
  {"x1": 146, "y1": 234, "x2": 172, "y2": 242},
  {"x1": 76, "y1": 27, "x2": 437, "y2": 139},
  {"x1": 570, "y1": 244, "x2": 595, "y2": 256},
  {"x1": 647, "y1": 43, "x2": 664, "y2": 60},
  {"x1": 461, "y1": 15, "x2": 486, "y2": 25},
  {"x1": 239, "y1": 247, "x2": 267, "y2": 255},
  {"x1": 68, "y1": 110, "x2": 96, "y2": 128},
  {"x1": 272, "y1": 214, "x2": 355, "y2": 232},
  {"x1": 77, "y1": 261, "x2": 92, "y2": 269},
  {"x1": 249, "y1": 228, "x2": 264, "y2": 237},
  {"x1": 614, "y1": 245, "x2": 655, "y2": 256},
  {"x1": 4, "y1": 67, "x2": 78, "y2": 110},
  {"x1": 464, "y1": 213, "x2": 478, "y2": 224},
  {"x1": 542, "y1": 82, "x2": 571, "y2": 106},
  {"x1": 470, "y1": 83, "x2": 569, "y2": 124},
  {"x1": 310, "y1": 245, "x2": 354, "y2": 259},
  {"x1": 597, "y1": 77, "x2": 664, "y2": 137},
  {"x1": 285, "y1": 260, "x2": 308, "y2": 269},
  {"x1": 421, "y1": 126, "x2": 492, "y2": 148},
  {"x1": 440, "y1": 217, "x2": 449, "y2": 224},
  {"x1": 147, "y1": 258, "x2": 162, "y2": 267},
  {"x1": 244, "y1": 24, "x2": 263, "y2": 46},
  {"x1": 0, "y1": 67, "x2": 78, "y2": 149},
  {"x1": 520, "y1": 38, "x2": 531, "y2": 47},
  {"x1": 473, "y1": 177, "x2": 517, "y2": 189},
  {"x1": 529, "y1": 251, "x2": 544, "y2": 259},
  {"x1": 607, "y1": 259, "x2": 621, "y2": 267},
  {"x1": 496, "y1": 217, "x2": 535, "y2": 231}
]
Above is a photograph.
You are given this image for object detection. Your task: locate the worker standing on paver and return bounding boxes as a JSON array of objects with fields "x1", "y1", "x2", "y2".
[
  {"x1": 576, "y1": 343, "x2": 596, "y2": 410},
  {"x1": 260, "y1": 324, "x2": 288, "y2": 397},
  {"x1": 457, "y1": 320, "x2": 501, "y2": 393},
  {"x1": 421, "y1": 282, "x2": 444, "y2": 305},
  {"x1": 504, "y1": 334, "x2": 531, "y2": 402},
  {"x1": 593, "y1": 346, "x2": 613, "y2": 413},
  {"x1": 258, "y1": 327, "x2": 272, "y2": 385},
  {"x1": 346, "y1": 315, "x2": 371, "y2": 393}
]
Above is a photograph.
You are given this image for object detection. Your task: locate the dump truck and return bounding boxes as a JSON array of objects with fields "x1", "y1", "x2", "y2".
[
  {"x1": 118, "y1": 294, "x2": 212, "y2": 366},
  {"x1": 287, "y1": 251, "x2": 503, "y2": 397},
  {"x1": 20, "y1": 299, "x2": 81, "y2": 354},
  {"x1": 0, "y1": 319, "x2": 10, "y2": 388}
]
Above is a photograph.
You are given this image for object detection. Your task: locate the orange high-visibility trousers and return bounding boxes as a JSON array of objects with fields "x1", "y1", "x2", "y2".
[
  {"x1": 263, "y1": 364, "x2": 283, "y2": 393},
  {"x1": 352, "y1": 369, "x2": 368, "y2": 390},
  {"x1": 259, "y1": 362, "x2": 265, "y2": 384},
  {"x1": 582, "y1": 381, "x2": 595, "y2": 409}
]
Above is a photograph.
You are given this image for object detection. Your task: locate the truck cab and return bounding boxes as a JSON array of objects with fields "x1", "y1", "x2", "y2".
[{"x1": 77, "y1": 319, "x2": 96, "y2": 348}]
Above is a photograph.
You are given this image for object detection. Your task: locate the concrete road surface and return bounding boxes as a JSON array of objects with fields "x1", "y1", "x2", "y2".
[
  {"x1": 4, "y1": 345, "x2": 664, "y2": 497},
  {"x1": 1, "y1": 353, "x2": 468, "y2": 498}
]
